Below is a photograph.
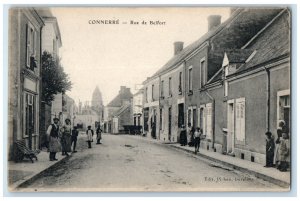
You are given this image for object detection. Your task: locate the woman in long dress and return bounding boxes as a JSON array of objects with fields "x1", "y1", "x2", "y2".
[{"x1": 61, "y1": 118, "x2": 72, "y2": 156}]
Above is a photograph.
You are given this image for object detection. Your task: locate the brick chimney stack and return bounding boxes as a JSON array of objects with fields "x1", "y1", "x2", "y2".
[
  {"x1": 174, "y1": 41, "x2": 184, "y2": 55},
  {"x1": 207, "y1": 15, "x2": 221, "y2": 31}
]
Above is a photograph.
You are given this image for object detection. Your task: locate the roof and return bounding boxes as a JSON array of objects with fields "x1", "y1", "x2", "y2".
[
  {"x1": 107, "y1": 87, "x2": 133, "y2": 107},
  {"x1": 112, "y1": 103, "x2": 131, "y2": 117},
  {"x1": 208, "y1": 9, "x2": 289, "y2": 83},
  {"x1": 144, "y1": 8, "x2": 283, "y2": 84},
  {"x1": 146, "y1": 9, "x2": 243, "y2": 81},
  {"x1": 225, "y1": 49, "x2": 254, "y2": 63},
  {"x1": 236, "y1": 9, "x2": 290, "y2": 73}
]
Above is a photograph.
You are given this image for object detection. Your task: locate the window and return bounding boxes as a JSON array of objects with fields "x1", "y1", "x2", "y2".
[
  {"x1": 200, "y1": 59, "x2": 206, "y2": 88},
  {"x1": 235, "y1": 98, "x2": 245, "y2": 141},
  {"x1": 179, "y1": 72, "x2": 182, "y2": 93},
  {"x1": 188, "y1": 67, "x2": 193, "y2": 91},
  {"x1": 26, "y1": 23, "x2": 36, "y2": 69},
  {"x1": 24, "y1": 93, "x2": 36, "y2": 137},
  {"x1": 169, "y1": 77, "x2": 172, "y2": 96},
  {"x1": 278, "y1": 92, "x2": 290, "y2": 132},
  {"x1": 161, "y1": 80, "x2": 164, "y2": 98},
  {"x1": 151, "y1": 84, "x2": 154, "y2": 101},
  {"x1": 145, "y1": 87, "x2": 148, "y2": 103}
]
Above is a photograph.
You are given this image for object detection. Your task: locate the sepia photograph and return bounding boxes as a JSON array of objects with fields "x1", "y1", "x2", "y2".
[{"x1": 7, "y1": 6, "x2": 291, "y2": 192}]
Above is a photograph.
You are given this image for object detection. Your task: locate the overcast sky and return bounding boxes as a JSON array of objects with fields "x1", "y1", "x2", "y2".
[{"x1": 51, "y1": 7, "x2": 230, "y2": 105}]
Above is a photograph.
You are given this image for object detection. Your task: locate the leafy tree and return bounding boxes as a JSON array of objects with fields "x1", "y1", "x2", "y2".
[{"x1": 41, "y1": 51, "x2": 72, "y2": 104}]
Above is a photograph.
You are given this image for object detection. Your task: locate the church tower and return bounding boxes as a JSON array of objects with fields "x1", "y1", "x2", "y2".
[{"x1": 91, "y1": 86, "x2": 104, "y2": 120}]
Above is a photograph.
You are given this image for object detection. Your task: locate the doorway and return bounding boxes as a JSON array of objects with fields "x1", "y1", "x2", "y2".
[
  {"x1": 168, "y1": 107, "x2": 172, "y2": 141},
  {"x1": 227, "y1": 102, "x2": 235, "y2": 154}
]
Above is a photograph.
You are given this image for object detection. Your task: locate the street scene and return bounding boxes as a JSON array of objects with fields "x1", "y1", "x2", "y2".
[
  {"x1": 7, "y1": 7, "x2": 291, "y2": 192},
  {"x1": 17, "y1": 134, "x2": 279, "y2": 192}
]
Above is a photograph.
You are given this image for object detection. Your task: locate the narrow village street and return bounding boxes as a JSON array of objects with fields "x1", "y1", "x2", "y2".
[{"x1": 18, "y1": 133, "x2": 280, "y2": 192}]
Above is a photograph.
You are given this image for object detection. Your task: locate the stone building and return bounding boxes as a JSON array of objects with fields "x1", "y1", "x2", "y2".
[
  {"x1": 141, "y1": 8, "x2": 290, "y2": 165},
  {"x1": 8, "y1": 8, "x2": 44, "y2": 160}
]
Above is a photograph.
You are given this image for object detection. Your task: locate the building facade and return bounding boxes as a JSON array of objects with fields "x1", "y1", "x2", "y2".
[
  {"x1": 141, "y1": 8, "x2": 289, "y2": 165},
  {"x1": 8, "y1": 8, "x2": 44, "y2": 160}
]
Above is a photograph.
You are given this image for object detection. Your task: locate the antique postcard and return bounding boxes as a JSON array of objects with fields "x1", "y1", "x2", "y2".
[{"x1": 7, "y1": 6, "x2": 291, "y2": 192}]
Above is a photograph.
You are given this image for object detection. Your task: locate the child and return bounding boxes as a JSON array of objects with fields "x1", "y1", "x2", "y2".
[
  {"x1": 86, "y1": 126, "x2": 94, "y2": 148},
  {"x1": 277, "y1": 132, "x2": 290, "y2": 172},
  {"x1": 264, "y1": 132, "x2": 275, "y2": 167}
]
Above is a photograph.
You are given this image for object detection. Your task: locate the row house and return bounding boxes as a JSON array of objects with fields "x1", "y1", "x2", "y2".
[
  {"x1": 142, "y1": 77, "x2": 160, "y2": 139},
  {"x1": 141, "y1": 8, "x2": 289, "y2": 165},
  {"x1": 214, "y1": 9, "x2": 290, "y2": 164},
  {"x1": 35, "y1": 9, "x2": 62, "y2": 148},
  {"x1": 132, "y1": 89, "x2": 144, "y2": 129},
  {"x1": 8, "y1": 8, "x2": 44, "y2": 160}
]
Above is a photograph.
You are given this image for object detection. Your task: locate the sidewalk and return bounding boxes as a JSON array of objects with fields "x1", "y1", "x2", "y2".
[
  {"x1": 8, "y1": 149, "x2": 71, "y2": 191},
  {"x1": 125, "y1": 134, "x2": 290, "y2": 188}
]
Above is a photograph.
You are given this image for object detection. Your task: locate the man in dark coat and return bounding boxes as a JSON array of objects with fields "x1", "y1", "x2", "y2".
[
  {"x1": 46, "y1": 117, "x2": 61, "y2": 161},
  {"x1": 71, "y1": 126, "x2": 79, "y2": 152},
  {"x1": 264, "y1": 131, "x2": 275, "y2": 167}
]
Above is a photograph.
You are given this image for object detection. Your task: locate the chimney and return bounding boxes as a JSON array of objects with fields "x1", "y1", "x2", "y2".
[
  {"x1": 207, "y1": 15, "x2": 221, "y2": 31},
  {"x1": 174, "y1": 41, "x2": 184, "y2": 55}
]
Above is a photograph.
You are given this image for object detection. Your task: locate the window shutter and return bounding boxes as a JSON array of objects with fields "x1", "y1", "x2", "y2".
[
  {"x1": 235, "y1": 98, "x2": 245, "y2": 141},
  {"x1": 26, "y1": 24, "x2": 30, "y2": 67},
  {"x1": 206, "y1": 103, "x2": 212, "y2": 139}
]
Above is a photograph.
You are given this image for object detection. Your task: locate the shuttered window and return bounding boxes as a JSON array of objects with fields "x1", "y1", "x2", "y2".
[
  {"x1": 235, "y1": 98, "x2": 245, "y2": 141},
  {"x1": 206, "y1": 103, "x2": 212, "y2": 139}
]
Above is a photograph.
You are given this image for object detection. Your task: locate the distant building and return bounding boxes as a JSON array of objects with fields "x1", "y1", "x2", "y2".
[
  {"x1": 91, "y1": 86, "x2": 104, "y2": 122},
  {"x1": 74, "y1": 87, "x2": 104, "y2": 130},
  {"x1": 104, "y1": 86, "x2": 133, "y2": 133}
]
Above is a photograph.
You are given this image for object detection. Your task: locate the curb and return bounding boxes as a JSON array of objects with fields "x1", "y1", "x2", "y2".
[
  {"x1": 14, "y1": 153, "x2": 72, "y2": 189},
  {"x1": 169, "y1": 145, "x2": 290, "y2": 188}
]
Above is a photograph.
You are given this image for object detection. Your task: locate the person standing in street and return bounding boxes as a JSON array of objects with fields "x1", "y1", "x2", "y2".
[
  {"x1": 46, "y1": 117, "x2": 61, "y2": 161},
  {"x1": 60, "y1": 118, "x2": 72, "y2": 156},
  {"x1": 274, "y1": 120, "x2": 286, "y2": 167},
  {"x1": 71, "y1": 126, "x2": 79, "y2": 152},
  {"x1": 264, "y1": 131, "x2": 275, "y2": 167},
  {"x1": 277, "y1": 132, "x2": 290, "y2": 172},
  {"x1": 179, "y1": 125, "x2": 187, "y2": 146},
  {"x1": 96, "y1": 126, "x2": 102, "y2": 144},
  {"x1": 194, "y1": 127, "x2": 201, "y2": 154},
  {"x1": 86, "y1": 125, "x2": 94, "y2": 148}
]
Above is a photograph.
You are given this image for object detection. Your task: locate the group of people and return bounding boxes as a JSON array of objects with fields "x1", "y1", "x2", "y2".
[
  {"x1": 265, "y1": 120, "x2": 290, "y2": 172},
  {"x1": 179, "y1": 123, "x2": 205, "y2": 154},
  {"x1": 86, "y1": 125, "x2": 102, "y2": 148},
  {"x1": 46, "y1": 118, "x2": 79, "y2": 161},
  {"x1": 46, "y1": 117, "x2": 103, "y2": 161}
]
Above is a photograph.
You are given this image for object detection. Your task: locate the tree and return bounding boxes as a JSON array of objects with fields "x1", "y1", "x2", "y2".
[{"x1": 41, "y1": 51, "x2": 72, "y2": 104}]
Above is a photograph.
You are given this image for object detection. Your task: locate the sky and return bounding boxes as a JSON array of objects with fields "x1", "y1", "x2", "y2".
[{"x1": 51, "y1": 7, "x2": 230, "y2": 105}]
